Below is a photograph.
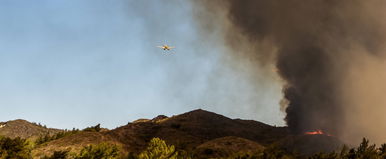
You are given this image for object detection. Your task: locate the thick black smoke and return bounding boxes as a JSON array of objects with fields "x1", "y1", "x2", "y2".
[{"x1": 195, "y1": 0, "x2": 386, "y2": 135}]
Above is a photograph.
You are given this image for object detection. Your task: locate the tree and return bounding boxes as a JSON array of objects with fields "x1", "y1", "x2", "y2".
[
  {"x1": 83, "y1": 124, "x2": 101, "y2": 132},
  {"x1": 137, "y1": 138, "x2": 179, "y2": 159},
  {"x1": 379, "y1": 144, "x2": 386, "y2": 157},
  {"x1": 355, "y1": 138, "x2": 378, "y2": 159}
]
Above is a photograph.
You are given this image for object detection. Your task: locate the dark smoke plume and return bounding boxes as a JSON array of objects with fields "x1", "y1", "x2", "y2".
[{"x1": 195, "y1": 0, "x2": 386, "y2": 140}]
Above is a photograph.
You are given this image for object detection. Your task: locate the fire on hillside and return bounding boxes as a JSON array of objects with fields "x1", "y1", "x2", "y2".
[{"x1": 305, "y1": 130, "x2": 332, "y2": 136}]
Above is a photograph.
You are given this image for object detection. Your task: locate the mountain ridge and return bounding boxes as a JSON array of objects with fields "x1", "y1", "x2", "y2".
[{"x1": 0, "y1": 109, "x2": 344, "y2": 158}]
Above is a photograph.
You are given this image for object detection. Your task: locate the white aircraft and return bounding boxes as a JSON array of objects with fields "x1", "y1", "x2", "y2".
[{"x1": 157, "y1": 45, "x2": 175, "y2": 50}]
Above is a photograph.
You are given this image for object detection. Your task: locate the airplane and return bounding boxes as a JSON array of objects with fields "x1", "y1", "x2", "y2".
[{"x1": 157, "y1": 45, "x2": 175, "y2": 50}]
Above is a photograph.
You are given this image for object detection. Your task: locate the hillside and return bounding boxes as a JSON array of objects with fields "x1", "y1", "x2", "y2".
[
  {"x1": 194, "y1": 136, "x2": 265, "y2": 158},
  {"x1": 32, "y1": 131, "x2": 123, "y2": 158},
  {"x1": 277, "y1": 134, "x2": 344, "y2": 156},
  {"x1": 29, "y1": 109, "x2": 343, "y2": 157},
  {"x1": 103, "y1": 109, "x2": 290, "y2": 153},
  {"x1": 0, "y1": 119, "x2": 61, "y2": 140}
]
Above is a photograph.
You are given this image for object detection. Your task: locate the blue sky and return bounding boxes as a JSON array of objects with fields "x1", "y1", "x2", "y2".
[{"x1": 0, "y1": 0, "x2": 285, "y2": 129}]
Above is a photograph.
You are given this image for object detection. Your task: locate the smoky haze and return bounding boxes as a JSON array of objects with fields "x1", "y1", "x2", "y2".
[{"x1": 194, "y1": 0, "x2": 386, "y2": 144}]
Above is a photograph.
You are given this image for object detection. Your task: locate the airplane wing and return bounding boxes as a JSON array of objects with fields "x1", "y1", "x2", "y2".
[
  {"x1": 169, "y1": 46, "x2": 175, "y2": 49},
  {"x1": 156, "y1": 46, "x2": 164, "y2": 48}
]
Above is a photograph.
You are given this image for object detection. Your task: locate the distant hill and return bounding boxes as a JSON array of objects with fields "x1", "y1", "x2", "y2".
[
  {"x1": 29, "y1": 109, "x2": 343, "y2": 157},
  {"x1": 0, "y1": 119, "x2": 61, "y2": 140}
]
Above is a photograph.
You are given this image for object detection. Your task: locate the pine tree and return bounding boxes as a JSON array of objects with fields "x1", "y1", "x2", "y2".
[{"x1": 137, "y1": 138, "x2": 178, "y2": 159}]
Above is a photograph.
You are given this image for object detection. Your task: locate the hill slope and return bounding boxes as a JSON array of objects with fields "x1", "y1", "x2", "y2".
[
  {"x1": 28, "y1": 109, "x2": 343, "y2": 157},
  {"x1": 195, "y1": 136, "x2": 265, "y2": 158},
  {"x1": 0, "y1": 119, "x2": 61, "y2": 139}
]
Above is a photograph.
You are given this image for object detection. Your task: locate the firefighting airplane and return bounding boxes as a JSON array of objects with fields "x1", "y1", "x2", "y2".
[{"x1": 157, "y1": 45, "x2": 175, "y2": 51}]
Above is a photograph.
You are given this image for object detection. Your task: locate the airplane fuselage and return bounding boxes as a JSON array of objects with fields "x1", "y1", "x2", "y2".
[{"x1": 157, "y1": 45, "x2": 174, "y2": 51}]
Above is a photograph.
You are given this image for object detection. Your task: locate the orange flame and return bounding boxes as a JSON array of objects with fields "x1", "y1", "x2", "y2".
[
  {"x1": 305, "y1": 130, "x2": 324, "y2": 135},
  {"x1": 305, "y1": 129, "x2": 332, "y2": 136}
]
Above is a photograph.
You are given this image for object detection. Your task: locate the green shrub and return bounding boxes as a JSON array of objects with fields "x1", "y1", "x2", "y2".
[
  {"x1": 137, "y1": 138, "x2": 192, "y2": 159},
  {"x1": 0, "y1": 136, "x2": 31, "y2": 159},
  {"x1": 74, "y1": 143, "x2": 119, "y2": 159}
]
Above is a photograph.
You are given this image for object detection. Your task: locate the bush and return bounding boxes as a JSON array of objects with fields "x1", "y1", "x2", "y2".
[
  {"x1": 42, "y1": 150, "x2": 69, "y2": 159},
  {"x1": 0, "y1": 136, "x2": 31, "y2": 159},
  {"x1": 74, "y1": 143, "x2": 119, "y2": 159}
]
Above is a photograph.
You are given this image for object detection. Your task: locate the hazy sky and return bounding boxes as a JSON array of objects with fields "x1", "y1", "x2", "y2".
[{"x1": 0, "y1": 0, "x2": 284, "y2": 129}]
